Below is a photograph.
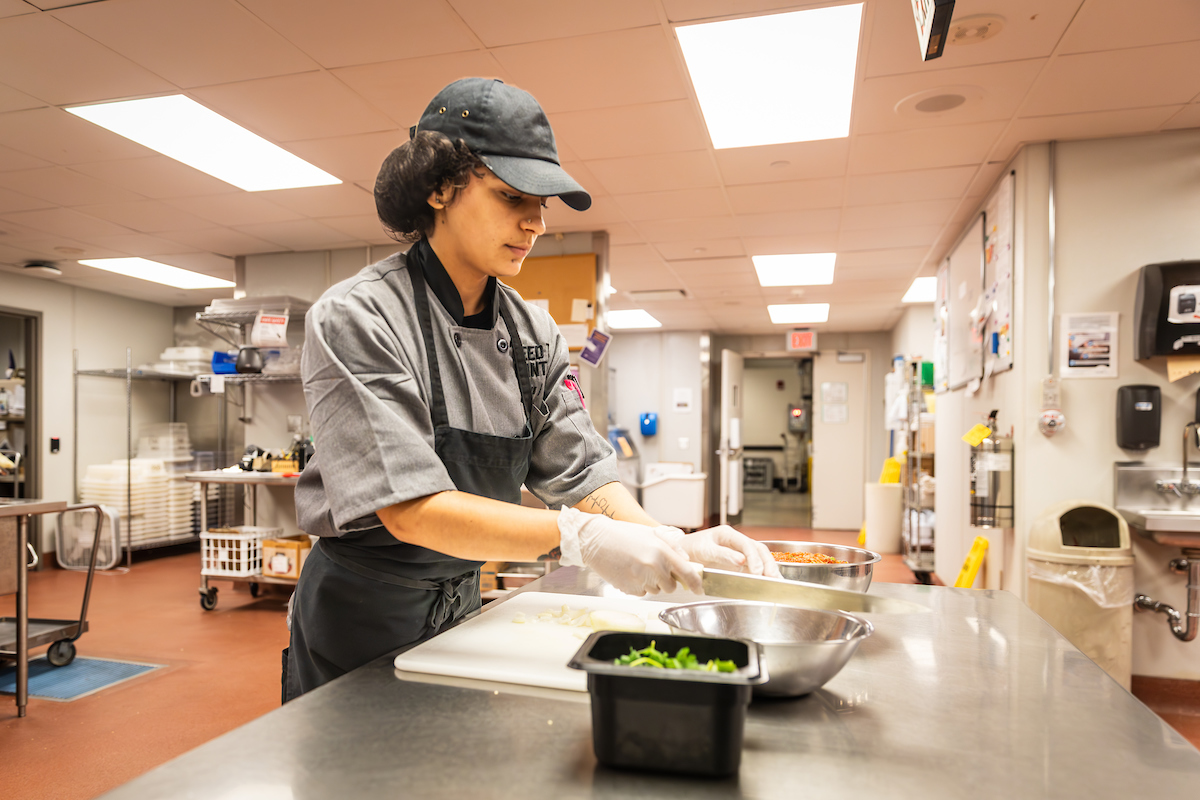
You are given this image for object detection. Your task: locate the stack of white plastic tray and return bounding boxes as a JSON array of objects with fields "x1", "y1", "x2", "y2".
[{"x1": 81, "y1": 459, "x2": 176, "y2": 546}]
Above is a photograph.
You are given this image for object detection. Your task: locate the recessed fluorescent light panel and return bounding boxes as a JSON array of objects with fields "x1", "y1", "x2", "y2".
[
  {"x1": 753, "y1": 253, "x2": 836, "y2": 286},
  {"x1": 676, "y1": 3, "x2": 863, "y2": 149},
  {"x1": 78, "y1": 258, "x2": 235, "y2": 290},
  {"x1": 608, "y1": 309, "x2": 663, "y2": 329},
  {"x1": 903, "y1": 276, "x2": 938, "y2": 303},
  {"x1": 768, "y1": 303, "x2": 830, "y2": 325},
  {"x1": 66, "y1": 95, "x2": 341, "y2": 192}
]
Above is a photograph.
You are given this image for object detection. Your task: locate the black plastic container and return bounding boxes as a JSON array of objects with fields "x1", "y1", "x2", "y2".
[{"x1": 567, "y1": 631, "x2": 766, "y2": 777}]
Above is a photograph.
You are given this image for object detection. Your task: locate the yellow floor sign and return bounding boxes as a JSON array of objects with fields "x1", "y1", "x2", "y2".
[{"x1": 954, "y1": 536, "x2": 989, "y2": 588}]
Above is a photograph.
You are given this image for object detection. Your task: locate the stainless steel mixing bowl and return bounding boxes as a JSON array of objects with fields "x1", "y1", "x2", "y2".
[
  {"x1": 660, "y1": 601, "x2": 873, "y2": 697},
  {"x1": 760, "y1": 541, "x2": 880, "y2": 593}
]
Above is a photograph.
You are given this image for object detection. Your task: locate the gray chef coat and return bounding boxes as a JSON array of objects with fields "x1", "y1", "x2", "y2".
[{"x1": 294, "y1": 247, "x2": 618, "y2": 547}]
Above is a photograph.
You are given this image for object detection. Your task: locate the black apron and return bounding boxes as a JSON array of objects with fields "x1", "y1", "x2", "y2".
[{"x1": 284, "y1": 263, "x2": 535, "y2": 701}]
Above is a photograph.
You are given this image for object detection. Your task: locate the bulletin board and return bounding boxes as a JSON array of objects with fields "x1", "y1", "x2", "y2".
[
  {"x1": 982, "y1": 172, "x2": 1015, "y2": 376},
  {"x1": 503, "y1": 253, "x2": 596, "y2": 351},
  {"x1": 947, "y1": 214, "x2": 985, "y2": 391}
]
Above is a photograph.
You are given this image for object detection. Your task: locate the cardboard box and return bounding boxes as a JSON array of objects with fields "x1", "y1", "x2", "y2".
[
  {"x1": 262, "y1": 536, "x2": 312, "y2": 579},
  {"x1": 480, "y1": 561, "x2": 501, "y2": 593}
]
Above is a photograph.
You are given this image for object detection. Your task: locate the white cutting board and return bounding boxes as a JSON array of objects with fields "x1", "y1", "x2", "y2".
[{"x1": 393, "y1": 591, "x2": 672, "y2": 692}]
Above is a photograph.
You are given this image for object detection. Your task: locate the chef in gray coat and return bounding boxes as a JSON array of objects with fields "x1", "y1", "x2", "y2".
[{"x1": 285, "y1": 78, "x2": 778, "y2": 700}]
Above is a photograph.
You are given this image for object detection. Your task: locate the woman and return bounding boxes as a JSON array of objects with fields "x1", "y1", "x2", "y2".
[{"x1": 285, "y1": 78, "x2": 778, "y2": 700}]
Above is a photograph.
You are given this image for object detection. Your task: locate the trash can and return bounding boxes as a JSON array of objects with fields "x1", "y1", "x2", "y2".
[{"x1": 1026, "y1": 500, "x2": 1135, "y2": 689}]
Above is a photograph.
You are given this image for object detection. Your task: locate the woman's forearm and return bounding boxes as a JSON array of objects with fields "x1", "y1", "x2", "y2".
[{"x1": 376, "y1": 481, "x2": 658, "y2": 562}]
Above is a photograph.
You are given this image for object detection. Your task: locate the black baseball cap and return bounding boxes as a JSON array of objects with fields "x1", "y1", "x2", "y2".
[{"x1": 412, "y1": 78, "x2": 591, "y2": 211}]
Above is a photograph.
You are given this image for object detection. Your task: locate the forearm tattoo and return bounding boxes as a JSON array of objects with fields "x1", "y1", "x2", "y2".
[
  {"x1": 537, "y1": 546, "x2": 561, "y2": 562},
  {"x1": 586, "y1": 495, "x2": 616, "y2": 519}
]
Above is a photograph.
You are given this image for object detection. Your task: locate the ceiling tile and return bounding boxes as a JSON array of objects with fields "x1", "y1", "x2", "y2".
[
  {"x1": 234, "y1": 219, "x2": 364, "y2": 251},
  {"x1": 726, "y1": 178, "x2": 844, "y2": 215},
  {"x1": 86, "y1": 232, "x2": 199, "y2": 257},
  {"x1": 2, "y1": 207, "x2": 134, "y2": 237},
  {"x1": 607, "y1": 263, "x2": 683, "y2": 293},
  {"x1": 602, "y1": 222, "x2": 643, "y2": 245},
  {"x1": 0, "y1": 185, "x2": 50, "y2": 214},
  {"x1": 837, "y1": 225, "x2": 942, "y2": 251},
  {"x1": 735, "y1": 208, "x2": 840, "y2": 238},
  {"x1": 838, "y1": 247, "x2": 930, "y2": 268},
  {"x1": 586, "y1": 151, "x2": 720, "y2": 195},
  {"x1": 864, "y1": 0, "x2": 1083, "y2": 78},
  {"x1": 716, "y1": 139, "x2": 850, "y2": 185},
  {"x1": 1163, "y1": 104, "x2": 1200, "y2": 131},
  {"x1": 854, "y1": 58, "x2": 1046, "y2": 134},
  {"x1": 841, "y1": 199, "x2": 959, "y2": 230},
  {"x1": 661, "y1": 0, "x2": 813, "y2": 23},
  {"x1": 0, "y1": 145, "x2": 50, "y2": 172},
  {"x1": 543, "y1": 196, "x2": 628, "y2": 231},
  {"x1": 74, "y1": 200, "x2": 214, "y2": 233},
  {"x1": 332, "y1": 51, "x2": 508, "y2": 129},
  {"x1": 0, "y1": 235, "x2": 123, "y2": 261},
  {"x1": 255, "y1": 184, "x2": 375, "y2": 218},
  {"x1": 318, "y1": 215, "x2": 393, "y2": 245},
  {"x1": 609, "y1": 243, "x2": 665, "y2": 267},
  {"x1": 837, "y1": 264, "x2": 920, "y2": 282},
  {"x1": 559, "y1": 160, "x2": 607, "y2": 198},
  {"x1": 0, "y1": 1, "x2": 37, "y2": 19},
  {"x1": 192, "y1": 72, "x2": 397, "y2": 142},
  {"x1": 845, "y1": 165, "x2": 976, "y2": 206},
  {"x1": 614, "y1": 188, "x2": 728, "y2": 222},
  {"x1": 55, "y1": 0, "x2": 319, "y2": 87},
  {"x1": 654, "y1": 238, "x2": 744, "y2": 261},
  {"x1": 0, "y1": 13, "x2": 174, "y2": 105},
  {"x1": 287, "y1": 131, "x2": 400, "y2": 184},
  {"x1": 993, "y1": 106, "x2": 1185, "y2": 160},
  {"x1": 849, "y1": 121, "x2": 1006, "y2": 174},
  {"x1": 549, "y1": 100, "x2": 709, "y2": 161},
  {"x1": 0, "y1": 106, "x2": 154, "y2": 166},
  {"x1": 0, "y1": 166, "x2": 144, "y2": 206},
  {"x1": 1022, "y1": 41, "x2": 1200, "y2": 117},
  {"x1": 238, "y1": 0, "x2": 481, "y2": 69},
  {"x1": 0, "y1": 81, "x2": 44, "y2": 114},
  {"x1": 637, "y1": 215, "x2": 737, "y2": 243},
  {"x1": 448, "y1": 0, "x2": 659, "y2": 46},
  {"x1": 1059, "y1": 0, "x2": 1200, "y2": 53},
  {"x1": 162, "y1": 227, "x2": 284, "y2": 257},
  {"x1": 492, "y1": 27, "x2": 688, "y2": 113},
  {"x1": 741, "y1": 232, "x2": 838, "y2": 255},
  {"x1": 70, "y1": 156, "x2": 239, "y2": 199}
]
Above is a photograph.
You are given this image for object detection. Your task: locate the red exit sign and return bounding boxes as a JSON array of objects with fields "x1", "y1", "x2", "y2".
[{"x1": 787, "y1": 330, "x2": 817, "y2": 352}]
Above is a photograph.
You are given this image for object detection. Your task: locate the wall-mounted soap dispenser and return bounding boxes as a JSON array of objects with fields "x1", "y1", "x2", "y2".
[{"x1": 1116, "y1": 385, "x2": 1161, "y2": 450}]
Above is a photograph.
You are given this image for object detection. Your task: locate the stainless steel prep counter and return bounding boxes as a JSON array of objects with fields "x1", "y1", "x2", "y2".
[{"x1": 101, "y1": 568, "x2": 1200, "y2": 799}]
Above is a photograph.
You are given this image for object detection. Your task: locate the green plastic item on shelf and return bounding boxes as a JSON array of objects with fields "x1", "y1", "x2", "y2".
[{"x1": 920, "y1": 361, "x2": 934, "y2": 387}]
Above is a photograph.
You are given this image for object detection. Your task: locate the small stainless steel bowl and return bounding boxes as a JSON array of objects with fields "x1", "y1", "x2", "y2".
[
  {"x1": 760, "y1": 541, "x2": 880, "y2": 593},
  {"x1": 660, "y1": 601, "x2": 873, "y2": 697}
]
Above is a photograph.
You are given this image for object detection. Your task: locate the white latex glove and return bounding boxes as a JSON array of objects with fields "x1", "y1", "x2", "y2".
[
  {"x1": 653, "y1": 525, "x2": 782, "y2": 579},
  {"x1": 557, "y1": 507, "x2": 702, "y2": 596}
]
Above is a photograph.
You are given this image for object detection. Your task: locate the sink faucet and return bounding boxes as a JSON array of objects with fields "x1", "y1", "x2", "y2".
[{"x1": 1184, "y1": 421, "x2": 1200, "y2": 495}]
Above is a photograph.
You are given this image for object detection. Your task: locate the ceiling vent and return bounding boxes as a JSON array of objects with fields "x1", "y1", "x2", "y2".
[
  {"x1": 629, "y1": 289, "x2": 688, "y2": 302},
  {"x1": 23, "y1": 260, "x2": 62, "y2": 277},
  {"x1": 895, "y1": 85, "x2": 985, "y2": 119}
]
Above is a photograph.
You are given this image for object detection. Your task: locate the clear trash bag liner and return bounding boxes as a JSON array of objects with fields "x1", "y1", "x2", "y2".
[{"x1": 1026, "y1": 560, "x2": 1134, "y2": 609}]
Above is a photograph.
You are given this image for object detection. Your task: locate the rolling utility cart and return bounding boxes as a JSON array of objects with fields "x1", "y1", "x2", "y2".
[{"x1": 1, "y1": 500, "x2": 105, "y2": 717}]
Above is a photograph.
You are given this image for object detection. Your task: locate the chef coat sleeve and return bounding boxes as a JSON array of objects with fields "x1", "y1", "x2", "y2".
[
  {"x1": 523, "y1": 330, "x2": 619, "y2": 509},
  {"x1": 302, "y1": 295, "x2": 455, "y2": 532}
]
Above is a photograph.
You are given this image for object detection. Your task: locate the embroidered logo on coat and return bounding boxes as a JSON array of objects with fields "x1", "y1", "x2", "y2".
[{"x1": 525, "y1": 343, "x2": 549, "y2": 378}]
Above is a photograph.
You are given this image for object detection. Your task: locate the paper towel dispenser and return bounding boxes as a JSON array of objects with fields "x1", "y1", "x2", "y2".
[{"x1": 1134, "y1": 260, "x2": 1200, "y2": 360}]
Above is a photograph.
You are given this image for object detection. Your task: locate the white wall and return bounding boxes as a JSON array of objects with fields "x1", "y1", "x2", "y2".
[
  {"x1": 891, "y1": 304, "x2": 935, "y2": 361},
  {"x1": 936, "y1": 131, "x2": 1200, "y2": 680},
  {"x1": 606, "y1": 331, "x2": 706, "y2": 475},
  {"x1": 742, "y1": 362, "x2": 804, "y2": 484},
  {"x1": 0, "y1": 270, "x2": 175, "y2": 551}
]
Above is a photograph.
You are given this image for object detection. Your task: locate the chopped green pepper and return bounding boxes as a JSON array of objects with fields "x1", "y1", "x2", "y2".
[{"x1": 613, "y1": 640, "x2": 737, "y2": 673}]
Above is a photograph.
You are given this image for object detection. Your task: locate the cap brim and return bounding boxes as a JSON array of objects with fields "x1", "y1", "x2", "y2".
[{"x1": 480, "y1": 154, "x2": 592, "y2": 211}]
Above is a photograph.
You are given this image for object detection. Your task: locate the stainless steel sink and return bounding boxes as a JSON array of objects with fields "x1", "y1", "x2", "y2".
[
  {"x1": 1114, "y1": 463, "x2": 1200, "y2": 549},
  {"x1": 1116, "y1": 508, "x2": 1200, "y2": 547}
]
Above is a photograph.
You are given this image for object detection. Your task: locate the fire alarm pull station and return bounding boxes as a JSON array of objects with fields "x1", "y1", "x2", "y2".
[{"x1": 787, "y1": 405, "x2": 806, "y2": 434}]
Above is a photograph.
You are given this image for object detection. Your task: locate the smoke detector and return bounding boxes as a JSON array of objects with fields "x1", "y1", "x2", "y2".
[
  {"x1": 23, "y1": 260, "x2": 62, "y2": 277},
  {"x1": 947, "y1": 14, "x2": 1005, "y2": 46}
]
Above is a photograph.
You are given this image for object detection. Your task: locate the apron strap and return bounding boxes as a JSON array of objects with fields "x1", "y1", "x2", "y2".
[
  {"x1": 407, "y1": 261, "x2": 451, "y2": 430},
  {"x1": 498, "y1": 300, "x2": 535, "y2": 422}
]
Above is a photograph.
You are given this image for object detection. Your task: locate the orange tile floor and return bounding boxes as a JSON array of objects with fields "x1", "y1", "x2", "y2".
[{"x1": 2, "y1": 530, "x2": 1196, "y2": 799}]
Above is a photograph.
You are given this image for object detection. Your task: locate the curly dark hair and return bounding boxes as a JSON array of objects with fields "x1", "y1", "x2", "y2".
[{"x1": 374, "y1": 130, "x2": 487, "y2": 243}]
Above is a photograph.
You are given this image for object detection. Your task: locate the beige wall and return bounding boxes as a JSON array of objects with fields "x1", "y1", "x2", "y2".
[
  {"x1": 890, "y1": 304, "x2": 934, "y2": 362},
  {"x1": 936, "y1": 131, "x2": 1200, "y2": 680}
]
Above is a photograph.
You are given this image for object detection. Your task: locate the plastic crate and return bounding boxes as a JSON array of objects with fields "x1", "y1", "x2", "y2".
[{"x1": 200, "y1": 526, "x2": 281, "y2": 577}]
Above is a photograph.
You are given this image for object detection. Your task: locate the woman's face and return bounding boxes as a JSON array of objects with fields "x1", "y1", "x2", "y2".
[{"x1": 428, "y1": 169, "x2": 547, "y2": 282}]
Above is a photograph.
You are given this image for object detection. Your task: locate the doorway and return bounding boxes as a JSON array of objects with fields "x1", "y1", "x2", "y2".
[
  {"x1": 738, "y1": 357, "x2": 813, "y2": 529},
  {"x1": 0, "y1": 308, "x2": 39, "y2": 504}
]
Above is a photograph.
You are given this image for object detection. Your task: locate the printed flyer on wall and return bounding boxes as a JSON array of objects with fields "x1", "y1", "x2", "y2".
[{"x1": 1061, "y1": 312, "x2": 1118, "y2": 378}]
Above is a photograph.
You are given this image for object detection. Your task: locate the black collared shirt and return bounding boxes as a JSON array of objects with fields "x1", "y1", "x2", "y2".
[{"x1": 410, "y1": 239, "x2": 497, "y2": 330}]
